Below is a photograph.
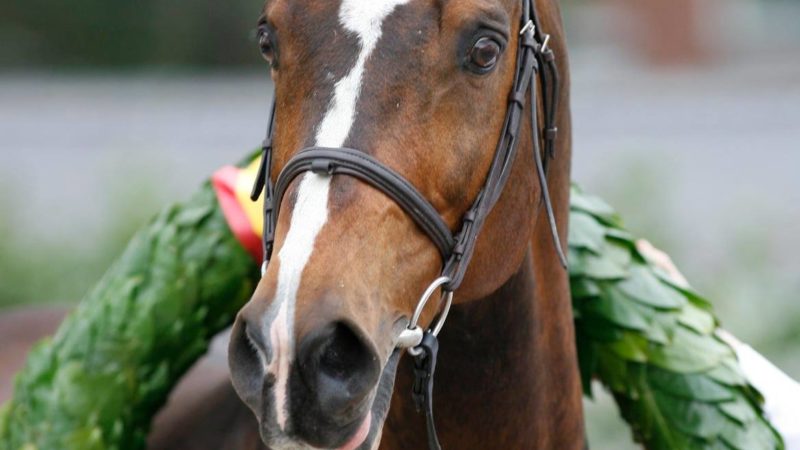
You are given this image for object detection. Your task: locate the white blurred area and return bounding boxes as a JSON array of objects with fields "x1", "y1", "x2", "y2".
[{"x1": 0, "y1": 1, "x2": 798, "y2": 448}]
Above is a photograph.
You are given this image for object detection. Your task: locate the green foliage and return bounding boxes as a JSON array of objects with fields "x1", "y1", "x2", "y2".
[
  {"x1": 570, "y1": 185, "x2": 784, "y2": 450},
  {"x1": 0, "y1": 184, "x2": 258, "y2": 450}
]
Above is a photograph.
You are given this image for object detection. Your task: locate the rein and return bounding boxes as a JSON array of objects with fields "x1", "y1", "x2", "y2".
[{"x1": 250, "y1": 1, "x2": 564, "y2": 448}]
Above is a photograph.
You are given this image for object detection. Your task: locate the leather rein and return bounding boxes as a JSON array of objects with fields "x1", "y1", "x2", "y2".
[{"x1": 251, "y1": 1, "x2": 565, "y2": 448}]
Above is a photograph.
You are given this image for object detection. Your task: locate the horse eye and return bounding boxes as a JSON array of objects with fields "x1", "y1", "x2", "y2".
[
  {"x1": 258, "y1": 28, "x2": 275, "y2": 65},
  {"x1": 467, "y1": 37, "x2": 502, "y2": 73}
]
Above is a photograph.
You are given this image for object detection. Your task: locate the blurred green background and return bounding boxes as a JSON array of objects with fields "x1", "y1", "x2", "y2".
[{"x1": 1, "y1": 0, "x2": 799, "y2": 448}]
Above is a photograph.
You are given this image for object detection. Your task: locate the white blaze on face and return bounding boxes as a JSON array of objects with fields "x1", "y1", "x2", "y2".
[{"x1": 263, "y1": 0, "x2": 413, "y2": 432}]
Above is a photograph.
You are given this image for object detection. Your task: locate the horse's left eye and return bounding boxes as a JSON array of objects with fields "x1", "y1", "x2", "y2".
[
  {"x1": 258, "y1": 28, "x2": 276, "y2": 66},
  {"x1": 467, "y1": 37, "x2": 502, "y2": 73}
]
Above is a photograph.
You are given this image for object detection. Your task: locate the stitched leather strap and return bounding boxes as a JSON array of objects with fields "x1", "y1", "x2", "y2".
[
  {"x1": 271, "y1": 147, "x2": 455, "y2": 261},
  {"x1": 439, "y1": 20, "x2": 542, "y2": 290}
]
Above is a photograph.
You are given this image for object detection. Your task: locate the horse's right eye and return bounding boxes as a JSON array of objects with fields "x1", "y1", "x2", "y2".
[
  {"x1": 464, "y1": 32, "x2": 506, "y2": 75},
  {"x1": 470, "y1": 37, "x2": 501, "y2": 70},
  {"x1": 258, "y1": 28, "x2": 276, "y2": 66}
]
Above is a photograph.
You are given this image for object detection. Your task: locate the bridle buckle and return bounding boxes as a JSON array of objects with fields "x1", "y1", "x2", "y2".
[
  {"x1": 540, "y1": 34, "x2": 551, "y2": 52},
  {"x1": 520, "y1": 20, "x2": 535, "y2": 36}
]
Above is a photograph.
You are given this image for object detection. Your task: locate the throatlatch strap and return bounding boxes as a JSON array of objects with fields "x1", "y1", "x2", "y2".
[{"x1": 529, "y1": 65, "x2": 568, "y2": 269}]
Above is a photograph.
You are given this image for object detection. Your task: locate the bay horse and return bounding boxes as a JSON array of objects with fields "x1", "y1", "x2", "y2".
[
  {"x1": 2, "y1": 0, "x2": 584, "y2": 448},
  {"x1": 224, "y1": 0, "x2": 584, "y2": 449}
]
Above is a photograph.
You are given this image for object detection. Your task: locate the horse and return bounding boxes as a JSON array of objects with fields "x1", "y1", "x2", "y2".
[
  {"x1": 1, "y1": 0, "x2": 585, "y2": 448},
  {"x1": 223, "y1": 0, "x2": 584, "y2": 449}
]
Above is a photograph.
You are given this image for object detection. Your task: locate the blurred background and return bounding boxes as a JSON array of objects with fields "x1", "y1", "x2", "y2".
[{"x1": 1, "y1": 0, "x2": 798, "y2": 447}]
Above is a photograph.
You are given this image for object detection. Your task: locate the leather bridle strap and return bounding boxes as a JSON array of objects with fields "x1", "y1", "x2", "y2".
[
  {"x1": 271, "y1": 146, "x2": 455, "y2": 260},
  {"x1": 251, "y1": 97, "x2": 277, "y2": 263},
  {"x1": 439, "y1": 13, "x2": 545, "y2": 290}
]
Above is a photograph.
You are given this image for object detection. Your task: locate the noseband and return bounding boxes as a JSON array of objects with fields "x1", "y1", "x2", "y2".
[{"x1": 251, "y1": 1, "x2": 564, "y2": 448}]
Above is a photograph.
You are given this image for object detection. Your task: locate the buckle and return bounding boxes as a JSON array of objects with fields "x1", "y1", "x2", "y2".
[
  {"x1": 541, "y1": 34, "x2": 551, "y2": 53},
  {"x1": 520, "y1": 20, "x2": 535, "y2": 36}
]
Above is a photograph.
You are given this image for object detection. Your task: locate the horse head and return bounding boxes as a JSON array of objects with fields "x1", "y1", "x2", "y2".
[{"x1": 228, "y1": 1, "x2": 573, "y2": 448}]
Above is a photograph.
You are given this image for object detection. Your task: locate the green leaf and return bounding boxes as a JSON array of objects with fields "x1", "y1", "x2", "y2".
[
  {"x1": 568, "y1": 212, "x2": 608, "y2": 254},
  {"x1": 598, "y1": 283, "x2": 678, "y2": 344},
  {"x1": 648, "y1": 326, "x2": 732, "y2": 373},
  {"x1": 570, "y1": 248, "x2": 629, "y2": 280},
  {"x1": 707, "y1": 359, "x2": 749, "y2": 387},
  {"x1": 605, "y1": 227, "x2": 637, "y2": 245},
  {"x1": 678, "y1": 302, "x2": 717, "y2": 335},
  {"x1": 655, "y1": 272, "x2": 715, "y2": 312},
  {"x1": 617, "y1": 265, "x2": 687, "y2": 310},
  {"x1": 584, "y1": 285, "x2": 651, "y2": 332},
  {"x1": 570, "y1": 186, "x2": 621, "y2": 226},
  {"x1": 718, "y1": 398, "x2": 757, "y2": 425},
  {"x1": 575, "y1": 315, "x2": 626, "y2": 343},
  {"x1": 653, "y1": 390, "x2": 728, "y2": 439},
  {"x1": 571, "y1": 276, "x2": 601, "y2": 299},
  {"x1": 604, "y1": 239, "x2": 634, "y2": 269},
  {"x1": 649, "y1": 368, "x2": 734, "y2": 402},
  {"x1": 608, "y1": 332, "x2": 649, "y2": 363},
  {"x1": 595, "y1": 351, "x2": 631, "y2": 393},
  {"x1": 719, "y1": 419, "x2": 781, "y2": 450}
]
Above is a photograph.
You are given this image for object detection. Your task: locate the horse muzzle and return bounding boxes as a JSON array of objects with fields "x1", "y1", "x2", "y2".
[{"x1": 229, "y1": 305, "x2": 381, "y2": 449}]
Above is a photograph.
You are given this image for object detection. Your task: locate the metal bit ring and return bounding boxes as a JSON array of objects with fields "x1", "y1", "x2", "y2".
[{"x1": 396, "y1": 276, "x2": 454, "y2": 351}]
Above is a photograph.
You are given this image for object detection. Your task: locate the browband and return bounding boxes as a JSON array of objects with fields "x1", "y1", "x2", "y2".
[{"x1": 273, "y1": 147, "x2": 455, "y2": 260}]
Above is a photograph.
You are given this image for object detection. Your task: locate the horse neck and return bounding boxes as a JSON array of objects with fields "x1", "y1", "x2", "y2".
[{"x1": 382, "y1": 249, "x2": 585, "y2": 449}]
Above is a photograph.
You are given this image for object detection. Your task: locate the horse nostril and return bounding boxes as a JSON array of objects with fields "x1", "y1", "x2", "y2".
[
  {"x1": 298, "y1": 321, "x2": 381, "y2": 420},
  {"x1": 228, "y1": 313, "x2": 270, "y2": 411},
  {"x1": 319, "y1": 322, "x2": 370, "y2": 380}
]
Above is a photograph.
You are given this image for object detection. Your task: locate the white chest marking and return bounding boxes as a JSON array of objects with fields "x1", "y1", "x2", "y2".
[{"x1": 264, "y1": 0, "x2": 412, "y2": 432}]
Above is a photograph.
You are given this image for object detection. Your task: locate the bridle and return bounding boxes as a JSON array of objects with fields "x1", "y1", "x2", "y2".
[{"x1": 250, "y1": 1, "x2": 565, "y2": 448}]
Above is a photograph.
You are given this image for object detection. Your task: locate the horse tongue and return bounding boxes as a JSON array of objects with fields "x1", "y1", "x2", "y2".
[{"x1": 337, "y1": 413, "x2": 371, "y2": 450}]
